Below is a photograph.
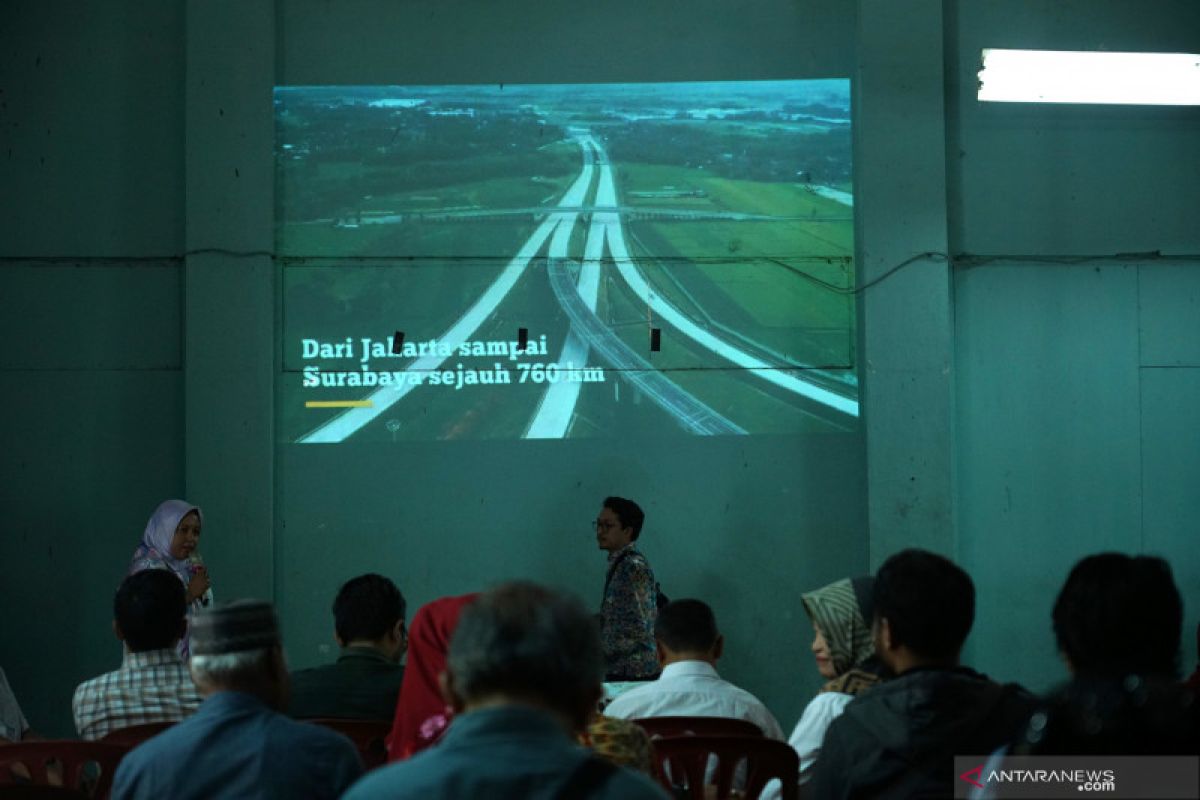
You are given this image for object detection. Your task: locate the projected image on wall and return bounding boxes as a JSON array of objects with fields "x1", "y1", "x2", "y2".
[{"x1": 276, "y1": 81, "x2": 857, "y2": 442}]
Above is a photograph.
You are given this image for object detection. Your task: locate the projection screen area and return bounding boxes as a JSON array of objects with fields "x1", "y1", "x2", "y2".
[{"x1": 276, "y1": 80, "x2": 856, "y2": 442}]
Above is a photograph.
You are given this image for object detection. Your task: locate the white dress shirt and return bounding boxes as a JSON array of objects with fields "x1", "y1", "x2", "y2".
[
  {"x1": 759, "y1": 691, "x2": 856, "y2": 800},
  {"x1": 604, "y1": 660, "x2": 784, "y2": 739},
  {"x1": 787, "y1": 691, "x2": 854, "y2": 779}
]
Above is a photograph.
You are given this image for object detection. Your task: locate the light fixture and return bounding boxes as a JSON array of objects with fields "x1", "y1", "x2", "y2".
[{"x1": 978, "y1": 48, "x2": 1200, "y2": 106}]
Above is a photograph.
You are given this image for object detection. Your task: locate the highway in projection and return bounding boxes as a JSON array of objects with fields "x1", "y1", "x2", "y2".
[
  {"x1": 545, "y1": 257, "x2": 745, "y2": 435},
  {"x1": 362, "y1": 206, "x2": 850, "y2": 223},
  {"x1": 299, "y1": 128, "x2": 856, "y2": 443},
  {"x1": 522, "y1": 138, "x2": 605, "y2": 438},
  {"x1": 526, "y1": 131, "x2": 743, "y2": 437},
  {"x1": 584, "y1": 138, "x2": 860, "y2": 419},
  {"x1": 297, "y1": 134, "x2": 596, "y2": 443}
]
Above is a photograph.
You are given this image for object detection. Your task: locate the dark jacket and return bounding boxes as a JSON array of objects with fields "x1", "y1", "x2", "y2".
[
  {"x1": 809, "y1": 666, "x2": 1035, "y2": 800},
  {"x1": 1015, "y1": 675, "x2": 1200, "y2": 755},
  {"x1": 288, "y1": 646, "x2": 404, "y2": 721}
]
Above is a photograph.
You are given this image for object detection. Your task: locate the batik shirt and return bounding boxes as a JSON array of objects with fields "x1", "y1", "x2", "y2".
[
  {"x1": 600, "y1": 544, "x2": 659, "y2": 680},
  {"x1": 73, "y1": 648, "x2": 202, "y2": 740}
]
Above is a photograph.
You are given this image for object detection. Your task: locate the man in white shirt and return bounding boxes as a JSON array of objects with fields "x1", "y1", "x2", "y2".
[{"x1": 604, "y1": 599, "x2": 783, "y2": 739}]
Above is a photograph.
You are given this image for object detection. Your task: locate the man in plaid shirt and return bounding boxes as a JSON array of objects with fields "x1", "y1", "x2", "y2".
[{"x1": 73, "y1": 569, "x2": 201, "y2": 740}]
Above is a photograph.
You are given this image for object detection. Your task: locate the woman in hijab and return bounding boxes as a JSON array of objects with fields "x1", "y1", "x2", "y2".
[
  {"x1": 128, "y1": 499, "x2": 213, "y2": 658},
  {"x1": 387, "y1": 593, "x2": 480, "y2": 762},
  {"x1": 785, "y1": 576, "x2": 888, "y2": 783},
  {"x1": 385, "y1": 591, "x2": 656, "y2": 776}
]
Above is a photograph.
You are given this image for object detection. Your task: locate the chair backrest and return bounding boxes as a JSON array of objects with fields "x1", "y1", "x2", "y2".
[
  {"x1": 0, "y1": 786, "x2": 91, "y2": 799},
  {"x1": 0, "y1": 741, "x2": 130, "y2": 799},
  {"x1": 632, "y1": 716, "x2": 765, "y2": 740},
  {"x1": 650, "y1": 735, "x2": 799, "y2": 800},
  {"x1": 98, "y1": 721, "x2": 176, "y2": 747},
  {"x1": 305, "y1": 718, "x2": 391, "y2": 770}
]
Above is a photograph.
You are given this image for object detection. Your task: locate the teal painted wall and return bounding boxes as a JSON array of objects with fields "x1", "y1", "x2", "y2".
[
  {"x1": 947, "y1": 0, "x2": 1200, "y2": 689},
  {"x1": 273, "y1": 0, "x2": 866, "y2": 731},
  {"x1": 2, "y1": 0, "x2": 1198, "y2": 741},
  {"x1": 0, "y1": 1, "x2": 186, "y2": 736}
]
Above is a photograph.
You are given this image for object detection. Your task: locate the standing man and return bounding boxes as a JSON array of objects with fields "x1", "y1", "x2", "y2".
[{"x1": 596, "y1": 496, "x2": 659, "y2": 681}]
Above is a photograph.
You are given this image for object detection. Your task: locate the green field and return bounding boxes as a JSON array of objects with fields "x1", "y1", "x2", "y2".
[
  {"x1": 614, "y1": 163, "x2": 855, "y2": 368},
  {"x1": 580, "y1": 261, "x2": 844, "y2": 435}
]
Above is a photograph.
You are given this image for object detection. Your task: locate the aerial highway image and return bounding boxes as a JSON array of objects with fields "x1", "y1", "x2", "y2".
[{"x1": 275, "y1": 80, "x2": 857, "y2": 442}]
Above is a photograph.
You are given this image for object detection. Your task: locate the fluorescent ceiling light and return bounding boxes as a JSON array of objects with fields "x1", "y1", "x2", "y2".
[{"x1": 979, "y1": 49, "x2": 1200, "y2": 105}]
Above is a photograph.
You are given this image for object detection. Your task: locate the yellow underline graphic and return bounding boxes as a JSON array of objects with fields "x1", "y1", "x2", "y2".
[{"x1": 305, "y1": 400, "x2": 374, "y2": 409}]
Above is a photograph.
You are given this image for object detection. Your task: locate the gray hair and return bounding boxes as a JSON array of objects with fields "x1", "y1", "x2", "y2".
[
  {"x1": 448, "y1": 582, "x2": 603, "y2": 714},
  {"x1": 190, "y1": 647, "x2": 282, "y2": 690}
]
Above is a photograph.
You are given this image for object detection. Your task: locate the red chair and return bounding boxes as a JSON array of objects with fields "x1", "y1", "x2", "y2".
[
  {"x1": 0, "y1": 741, "x2": 130, "y2": 799},
  {"x1": 0, "y1": 787, "x2": 90, "y2": 799},
  {"x1": 650, "y1": 735, "x2": 799, "y2": 800},
  {"x1": 98, "y1": 722, "x2": 176, "y2": 747},
  {"x1": 305, "y1": 719, "x2": 391, "y2": 770},
  {"x1": 632, "y1": 716, "x2": 765, "y2": 740}
]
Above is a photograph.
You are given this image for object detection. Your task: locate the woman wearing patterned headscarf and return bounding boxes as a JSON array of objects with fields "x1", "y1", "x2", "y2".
[
  {"x1": 785, "y1": 576, "x2": 889, "y2": 784},
  {"x1": 128, "y1": 499, "x2": 214, "y2": 658}
]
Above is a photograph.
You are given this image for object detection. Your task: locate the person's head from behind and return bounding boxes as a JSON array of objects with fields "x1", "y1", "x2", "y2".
[
  {"x1": 1052, "y1": 553, "x2": 1182, "y2": 678},
  {"x1": 189, "y1": 600, "x2": 288, "y2": 710},
  {"x1": 873, "y1": 549, "x2": 974, "y2": 673},
  {"x1": 332, "y1": 573, "x2": 407, "y2": 662},
  {"x1": 596, "y1": 496, "x2": 644, "y2": 554},
  {"x1": 654, "y1": 599, "x2": 722, "y2": 666},
  {"x1": 115, "y1": 569, "x2": 188, "y2": 653},
  {"x1": 443, "y1": 582, "x2": 602, "y2": 734}
]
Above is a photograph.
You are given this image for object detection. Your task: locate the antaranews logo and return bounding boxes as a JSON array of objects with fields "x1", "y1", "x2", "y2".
[
  {"x1": 957, "y1": 755, "x2": 1198, "y2": 799},
  {"x1": 967, "y1": 767, "x2": 1116, "y2": 792},
  {"x1": 959, "y1": 764, "x2": 985, "y2": 789}
]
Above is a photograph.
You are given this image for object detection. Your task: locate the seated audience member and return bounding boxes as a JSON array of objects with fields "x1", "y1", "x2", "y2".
[
  {"x1": 583, "y1": 714, "x2": 655, "y2": 776},
  {"x1": 782, "y1": 576, "x2": 890, "y2": 784},
  {"x1": 1014, "y1": 553, "x2": 1199, "y2": 754},
  {"x1": 346, "y1": 582, "x2": 667, "y2": 800},
  {"x1": 0, "y1": 667, "x2": 34, "y2": 742},
  {"x1": 381, "y1": 590, "x2": 654, "y2": 775},
  {"x1": 387, "y1": 592, "x2": 479, "y2": 761},
  {"x1": 596, "y1": 496, "x2": 660, "y2": 681},
  {"x1": 290, "y1": 573, "x2": 407, "y2": 720},
  {"x1": 810, "y1": 549, "x2": 1035, "y2": 799},
  {"x1": 73, "y1": 570, "x2": 202, "y2": 740},
  {"x1": 111, "y1": 600, "x2": 362, "y2": 800},
  {"x1": 604, "y1": 599, "x2": 783, "y2": 739}
]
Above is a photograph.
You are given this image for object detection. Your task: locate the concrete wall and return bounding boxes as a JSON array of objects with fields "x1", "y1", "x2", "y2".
[
  {"x1": 1, "y1": 0, "x2": 1196, "y2": 738},
  {"x1": 0, "y1": 1, "x2": 186, "y2": 735},
  {"x1": 273, "y1": 0, "x2": 866, "y2": 731},
  {"x1": 947, "y1": 0, "x2": 1200, "y2": 689}
]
